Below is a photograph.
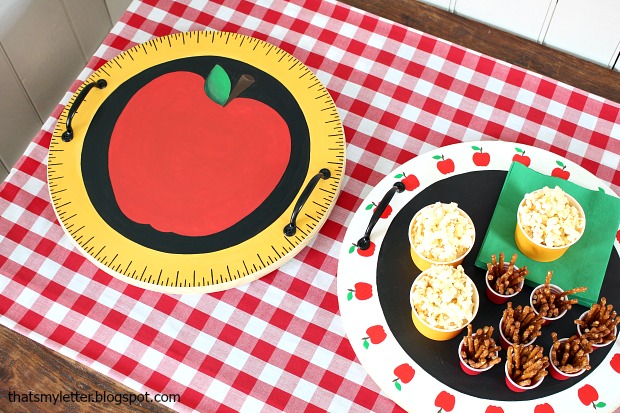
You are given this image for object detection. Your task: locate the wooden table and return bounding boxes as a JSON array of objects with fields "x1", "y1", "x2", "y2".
[{"x1": 1, "y1": 1, "x2": 619, "y2": 412}]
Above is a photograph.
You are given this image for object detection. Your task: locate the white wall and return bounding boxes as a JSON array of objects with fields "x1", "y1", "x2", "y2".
[
  {"x1": 543, "y1": 0, "x2": 620, "y2": 67},
  {"x1": 106, "y1": 0, "x2": 132, "y2": 22},
  {"x1": 0, "y1": 0, "x2": 131, "y2": 180},
  {"x1": 419, "y1": 0, "x2": 620, "y2": 68},
  {"x1": 454, "y1": 0, "x2": 555, "y2": 42}
]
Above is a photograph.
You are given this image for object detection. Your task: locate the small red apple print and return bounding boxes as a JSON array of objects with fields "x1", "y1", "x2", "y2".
[
  {"x1": 471, "y1": 145, "x2": 491, "y2": 166},
  {"x1": 392, "y1": 363, "x2": 415, "y2": 390},
  {"x1": 551, "y1": 160, "x2": 570, "y2": 180},
  {"x1": 434, "y1": 390, "x2": 455, "y2": 412},
  {"x1": 433, "y1": 155, "x2": 455, "y2": 174},
  {"x1": 348, "y1": 241, "x2": 376, "y2": 257},
  {"x1": 485, "y1": 406, "x2": 504, "y2": 413},
  {"x1": 615, "y1": 230, "x2": 620, "y2": 244},
  {"x1": 362, "y1": 325, "x2": 387, "y2": 349},
  {"x1": 366, "y1": 202, "x2": 392, "y2": 219},
  {"x1": 394, "y1": 172, "x2": 420, "y2": 191},
  {"x1": 534, "y1": 403, "x2": 555, "y2": 413},
  {"x1": 512, "y1": 147, "x2": 531, "y2": 167},
  {"x1": 611, "y1": 353, "x2": 620, "y2": 373},
  {"x1": 578, "y1": 384, "x2": 606, "y2": 409},
  {"x1": 347, "y1": 282, "x2": 373, "y2": 301}
]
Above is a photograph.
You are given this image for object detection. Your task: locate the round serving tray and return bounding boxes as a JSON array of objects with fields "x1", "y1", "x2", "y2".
[
  {"x1": 337, "y1": 141, "x2": 620, "y2": 412},
  {"x1": 48, "y1": 31, "x2": 345, "y2": 293}
]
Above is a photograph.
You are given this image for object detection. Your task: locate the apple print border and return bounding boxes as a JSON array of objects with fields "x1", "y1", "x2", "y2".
[
  {"x1": 337, "y1": 141, "x2": 620, "y2": 413},
  {"x1": 48, "y1": 32, "x2": 345, "y2": 293}
]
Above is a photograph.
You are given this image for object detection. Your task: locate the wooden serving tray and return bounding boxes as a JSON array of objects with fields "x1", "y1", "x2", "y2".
[{"x1": 48, "y1": 32, "x2": 345, "y2": 293}]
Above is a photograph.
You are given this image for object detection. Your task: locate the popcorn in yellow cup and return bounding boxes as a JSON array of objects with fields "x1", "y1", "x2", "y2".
[
  {"x1": 410, "y1": 265, "x2": 479, "y2": 341},
  {"x1": 408, "y1": 202, "x2": 475, "y2": 271},
  {"x1": 515, "y1": 186, "x2": 585, "y2": 262}
]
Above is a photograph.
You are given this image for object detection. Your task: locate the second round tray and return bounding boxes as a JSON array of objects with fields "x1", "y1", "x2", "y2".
[{"x1": 337, "y1": 140, "x2": 620, "y2": 413}]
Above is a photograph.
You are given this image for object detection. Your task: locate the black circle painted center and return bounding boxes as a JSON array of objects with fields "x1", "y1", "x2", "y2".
[
  {"x1": 376, "y1": 170, "x2": 618, "y2": 401},
  {"x1": 81, "y1": 56, "x2": 310, "y2": 254}
]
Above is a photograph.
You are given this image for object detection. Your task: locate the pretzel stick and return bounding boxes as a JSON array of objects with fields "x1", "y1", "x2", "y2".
[
  {"x1": 532, "y1": 271, "x2": 587, "y2": 317},
  {"x1": 461, "y1": 324, "x2": 501, "y2": 369},
  {"x1": 506, "y1": 343, "x2": 549, "y2": 385},
  {"x1": 487, "y1": 253, "x2": 528, "y2": 295},
  {"x1": 550, "y1": 334, "x2": 592, "y2": 374},
  {"x1": 575, "y1": 297, "x2": 620, "y2": 345},
  {"x1": 501, "y1": 303, "x2": 544, "y2": 344}
]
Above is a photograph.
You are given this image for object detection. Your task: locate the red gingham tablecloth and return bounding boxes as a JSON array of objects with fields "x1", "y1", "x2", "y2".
[{"x1": 1, "y1": 0, "x2": 620, "y2": 412}]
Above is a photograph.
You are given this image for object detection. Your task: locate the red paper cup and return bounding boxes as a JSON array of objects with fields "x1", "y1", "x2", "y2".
[
  {"x1": 530, "y1": 284, "x2": 567, "y2": 326},
  {"x1": 576, "y1": 310, "x2": 618, "y2": 349},
  {"x1": 549, "y1": 338, "x2": 590, "y2": 380},
  {"x1": 458, "y1": 336, "x2": 498, "y2": 375},
  {"x1": 505, "y1": 360, "x2": 545, "y2": 392},
  {"x1": 485, "y1": 263, "x2": 524, "y2": 305},
  {"x1": 499, "y1": 316, "x2": 537, "y2": 350}
]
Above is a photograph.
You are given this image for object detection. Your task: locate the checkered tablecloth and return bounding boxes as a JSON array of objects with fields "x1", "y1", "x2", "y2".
[{"x1": 1, "y1": 0, "x2": 619, "y2": 412}]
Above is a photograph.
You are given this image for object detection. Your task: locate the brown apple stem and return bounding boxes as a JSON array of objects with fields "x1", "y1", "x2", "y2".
[{"x1": 224, "y1": 74, "x2": 255, "y2": 106}]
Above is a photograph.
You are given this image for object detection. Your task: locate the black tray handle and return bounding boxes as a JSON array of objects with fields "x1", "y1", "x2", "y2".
[
  {"x1": 62, "y1": 79, "x2": 107, "y2": 142},
  {"x1": 284, "y1": 168, "x2": 331, "y2": 236},
  {"x1": 356, "y1": 181, "x2": 405, "y2": 250}
]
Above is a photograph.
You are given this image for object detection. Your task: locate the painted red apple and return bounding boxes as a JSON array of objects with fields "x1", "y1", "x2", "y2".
[
  {"x1": 347, "y1": 282, "x2": 373, "y2": 301},
  {"x1": 485, "y1": 406, "x2": 504, "y2": 413},
  {"x1": 433, "y1": 155, "x2": 455, "y2": 174},
  {"x1": 616, "y1": 230, "x2": 620, "y2": 244},
  {"x1": 534, "y1": 403, "x2": 554, "y2": 413},
  {"x1": 394, "y1": 172, "x2": 420, "y2": 191},
  {"x1": 578, "y1": 384, "x2": 606, "y2": 409},
  {"x1": 362, "y1": 325, "x2": 387, "y2": 348},
  {"x1": 366, "y1": 202, "x2": 392, "y2": 219},
  {"x1": 392, "y1": 363, "x2": 415, "y2": 390},
  {"x1": 512, "y1": 147, "x2": 531, "y2": 167},
  {"x1": 348, "y1": 241, "x2": 376, "y2": 257},
  {"x1": 472, "y1": 145, "x2": 490, "y2": 166},
  {"x1": 108, "y1": 66, "x2": 291, "y2": 236},
  {"x1": 551, "y1": 160, "x2": 570, "y2": 180},
  {"x1": 611, "y1": 353, "x2": 620, "y2": 373},
  {"x1": 434, "y1": 390, "x2": 455, "y2": 412}
]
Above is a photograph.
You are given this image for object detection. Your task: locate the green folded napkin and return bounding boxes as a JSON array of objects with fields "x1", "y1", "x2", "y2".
[{"x1": 475, "y1": 162, "x2": 620, "y2": 307}]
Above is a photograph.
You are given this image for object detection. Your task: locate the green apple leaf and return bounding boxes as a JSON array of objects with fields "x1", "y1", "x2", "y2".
[
  {"x1": 394, "y1": 381, "x2": 402, "y2": 391},
  {"x1": 205, "y1": 64, "x2": 231, "y2": 106},
  {"x1": 349, "y1": 245, "x2": 356, "y2": 254},
  {"x1": 394, "y1": 173, "x2": 404, "y2": 178},
  {"x1": 472, "y1": 145, "x2": 481, "y2": 151},
  {"x1": 347, "y1": 291, "x2": 353, "y2": 301},
  {"x1": 432, "y1": 155, "x2": 443, "y2": 160},
  {"x1": 365, "y1": 204, "x2": 374, "y2": 210},
  {"x1": 515, "y1": 147, "x2": 524, "y2": 153},
  {"x1": 556, "y1": 160, "x2": 566, "y2": 168},
  {"x1": 363, "y1": 339, "x2": 370, "y2": 349},
  {"x1": 595, "y1": 402, "x2": 606, "y2": 408}
]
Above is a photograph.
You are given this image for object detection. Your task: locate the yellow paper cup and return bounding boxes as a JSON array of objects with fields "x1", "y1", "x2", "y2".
[
  {"x1": 408, "y1": 204, "x2": 475, "y2": 271},
  {"x1": 515, "y1": 190, "x2": 585, "y2": 262},
  {"x1": 410, "y1": 267, "x2": 479, "y2": 341}
]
